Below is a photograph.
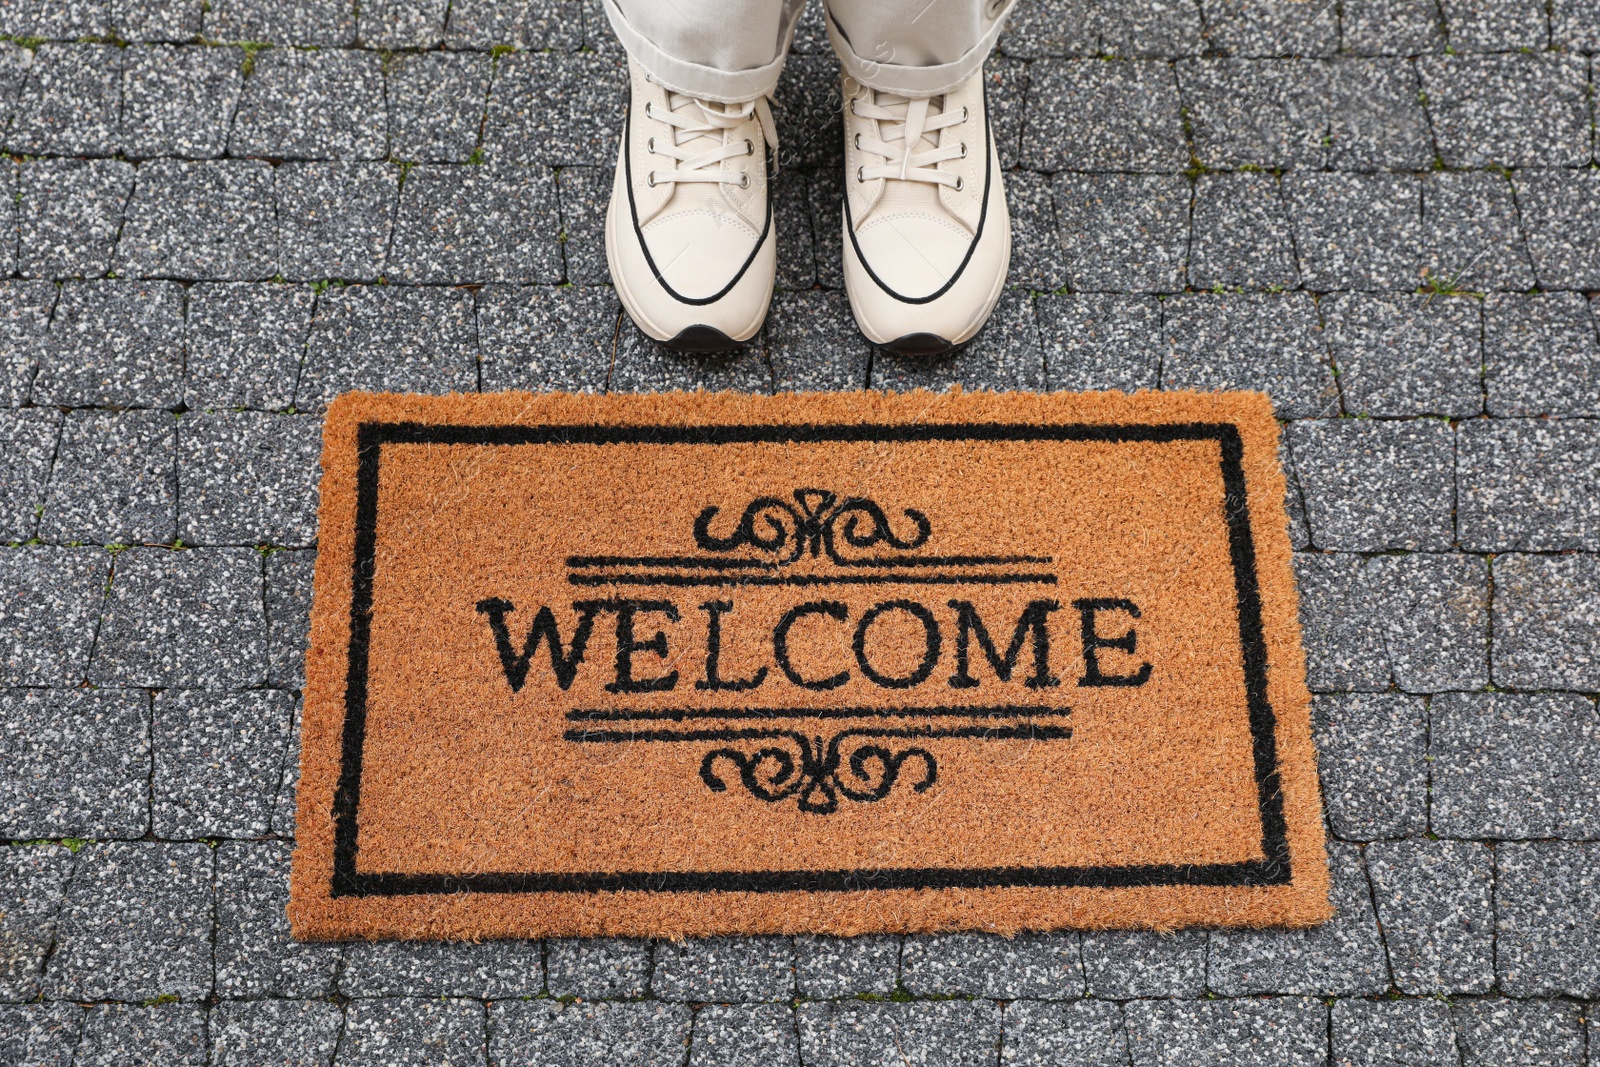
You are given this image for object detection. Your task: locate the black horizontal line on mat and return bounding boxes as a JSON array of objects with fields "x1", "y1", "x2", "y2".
[
  {"x1": 338, "y1": 856, "x2": 1292, "y2": 897},
  {"x1": 566, "y1": 572, "x2": 1058, "y2": 587},
  {"x1": 565, "y1": 705, "x2": 1072, "y2": 723},
  {"x1": 563, "y1": 724, "x2": 1074, "y2": 744},
  {"x1": 565, "y1": 554, "x2": 1056, "y2": 569}
]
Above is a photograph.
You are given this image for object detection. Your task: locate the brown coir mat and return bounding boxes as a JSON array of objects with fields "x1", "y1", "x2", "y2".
[{"x1": 289, "y1": 389, "x2": 1330, "y2": 940}]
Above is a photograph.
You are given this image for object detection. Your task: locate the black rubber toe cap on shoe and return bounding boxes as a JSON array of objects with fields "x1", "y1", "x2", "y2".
[
  {"x1": 666, "y1": 325, "x2": 741, "y2": 354},
  {"x1": 883, "y1": 332, "x2": 955, "y2": 358}
]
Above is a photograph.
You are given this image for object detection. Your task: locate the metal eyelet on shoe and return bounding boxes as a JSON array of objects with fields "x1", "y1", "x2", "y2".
[
  {"x1": 646, "y1": 171, "x2": 657, "y2": 187},
  {"x1": 647, "y1": 137, "x2": 656, "y2": 153},
  {"x1": 959, "y1": 142, "x2": 968, "y2": 158},
  {"x1": 853, "y1": 132, "x2": 861, "y2": 150},
  {"x1": 644, "y1": 102, "x2": 653, "y2": 119},
  {"x1": 740, "y1": 173, "x2": 751, "y2": 189},
  {"x1": 745, "y1": 138, "x2": 754, "y2": 155},
  {"x1": 954, "y1": 176, "x2": 964, "y2": 191},
  {"x1": 856, "y1": 166, "x2": 865, "y2": 182},
  {"x1": 961, "y1": 106, "x2": 969, "y2": 121}
]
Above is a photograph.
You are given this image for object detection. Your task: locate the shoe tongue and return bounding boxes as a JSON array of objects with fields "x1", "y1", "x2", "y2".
[{"x1": 874, "y1": 175, "x2": 942, "y2": 216}]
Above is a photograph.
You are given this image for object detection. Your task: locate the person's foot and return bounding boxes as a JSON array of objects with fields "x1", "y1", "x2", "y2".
[
  {"x1": 605, "y1": 58, "x2": 778, "y2": 352},
  {"x1": 839, "y1": 68, "x2": 1011, "y2": 357}
]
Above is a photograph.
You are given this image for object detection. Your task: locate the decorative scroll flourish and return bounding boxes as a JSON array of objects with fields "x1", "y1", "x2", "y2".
[
  {"x1": 693, "y1": 488, "x2": 931, "y2": 565},
  {"x1": 698, "y1": 729, "x2": 937, "y2": 815}
]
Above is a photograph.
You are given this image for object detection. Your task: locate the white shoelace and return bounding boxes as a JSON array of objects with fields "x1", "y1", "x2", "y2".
[
  {"x1": 852, "y1": 90, "x2": 969, "y2": 190},
  {"x1": 644, "y1": 89, "x2": 778, "y2": 189}
]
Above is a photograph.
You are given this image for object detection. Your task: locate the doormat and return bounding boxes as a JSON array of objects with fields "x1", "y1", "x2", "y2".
[{"x1": 289, "y1": 389, "x2": 1330, "y2": 940}]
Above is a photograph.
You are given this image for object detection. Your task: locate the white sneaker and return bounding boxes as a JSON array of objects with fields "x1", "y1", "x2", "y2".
[
  {"x1": 605, "y1": 58, "x2": 778, "y2": 352},
  {"x1": 840, "y1": 68, "x2": 1011, "y2": 356}
]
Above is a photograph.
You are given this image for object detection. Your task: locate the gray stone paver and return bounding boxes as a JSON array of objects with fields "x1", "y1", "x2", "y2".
[
  {"x1": 1431, "y1": 691, "x2": 1600, "y2": 840},
  {"x1": 651, "y1": 936, "x2": 795, "y2": 1002},
  {"x1": 211, "y1": 1000, "x2": 343, "y2": 1067},
  {"x1": 121, "y1": 46, "x2": 244, "y2": 160},
  {"x1": 1366, "y1": 839, "x2": 1495, "y2": 993},
  {"x1": 1289, "y1": 419, "x2": 1457, "y2": 550},
  {"x1": 1038, "y1": 293, "x2": 1161, "y2": 392},
  {"x1": 152, "y1": 689, "x2": 294, "y2": 838},
  {"x1": 491, "y1": 1000, "x2": 690, "y2": 1067},
  {"x1": 203, "y1": 0, "x2": 357, "y2": 45},
  {"x1": 33, "y1": 281, "x2": 186, "y2": 409},
  {"x1": 1492, "y1": 553, "x2": 1600, "y2": 691},
  {"x1": 17, "y1": 159, "x2": 134, "y2": 279},
  {"x1": 0, "y1": 408, "x2": 59, "y2": 542},
  {"x1": 0, "y1": 546, "x2": 109, "y2": 686},
  {"x1": 73, "y1": 1003, "x2": 207, "y2": 1067},
  {"x1": 690, "y1": 1003, "x2": 798, "y2": 1067},
  {"x1": 1516, "y1": 169, "x2": 1600, "y2": 291},
  {"x1": 1206, "y1": 842, "x2": 1389, "y2": 996},
  {"x1": 1321, "y1": 293, "x2": 1482, "y2": 417},
  {"x1": 1494, "y1": 842, "x2": 1600, "y2": 998},
  {"x1": 178, "y1": 411, "x2": 322, "y2": 546},
  {"x1": 229, "y1": 48, "x2": 387, "y2": 161},
  {"x1": 1052, "y1": 172, "x2": 1189, "y2": 292},
  {"x1": 43, "y1": 841, "x2": 213, "y2": 1001},
  {"x1": 1, "y1": 688, "x2": 150, "y2": 839},
  {"x1": 1453, "y1": 998, "x2": 1587, "y2": 1067},
  {"x1": 386, "y1": 52, "x2": 493, "y2": 164},
  {"x1": 1484, "y1": 292, "x2": 1600, "y2": 417},
  {"x1": 545, "y1": 937, "x2": 651, "y2": 998},
  {"x1": 89, "y1": 546, "x2": 267, "y2": 688},
  {"x1": 0, "y1": 6, "x2": 1594, "y2": 1062},
  {"x1": 266, "y1": 549, "x2": 315, "y2": 689},
  {"x1": 0, "y1": 279, "x2": 56, "y2": 408},
  {"x1": 116, "y1": 160, "x2": 279, "y2": 281},
  {"x1": 1419, "y1": 54, "x2": 1593, "y2": 169},
  {"x1": 1124, "y1": 997, "x2": 1326, "y2": 1067},
  {"x1": 1178, "y1": 59, "x2": 1326, "y2": 170},
  {"x1": 388, "y1": 164, "x2": 563, "y2": 284},
  {"x1": 0, "y1": 843, "x2": 74, "y2": 1000},
  {"x1": 274, "y1": 162, "x2": 398, "y2": 283},
  {"x1": 1003, "y1": 999, "x2": 1128, "y2": 1067},
  {"x1": 338, "y1": 998, "x2": 487, "y2": 1067},
  {"x1": 0, "y1": 1003, "x2": 82, "y2": 1067},
  {"x1": 1458, "y1": 419, "x2": 1600, "y2": 551},
  {"x1": 901, "y1": 933, "x2": 1081, "y2": 999},
  {"x1": 7, "y1": 44, "x2": 121, "y2": 157},
  {"x1": 214, "y1": 840, "x2": 341, "y2": 999},
  {"x1": 339, "y1": 939, "x2": 543, "y2": 998},
  {"x1": 799, "y1": 1000, "x2": 1002, "y2": 1067},
  {"x1": 1312, "y1": 692, "x2": 1428, "y2": 838},
  {"x1": 1081, "y1": 930, "x2": 1206, "y2": 998},
  {"x1": 40, "y1": 409, "x2": 177, "y2": 545},
  {"x1": 185, "y1": 283, "x2": 315, "y2": 412},
  {"x1": 297, "y1": 284, "x2": 478, "y2": 409},
  {"x1": 1331, "y1": 1000, "x2": 1458, "y2": 1067},
  {"x1": 793, "y1": 935, "x2": 899, "y2": 998},
  {"x1": 1024, "y1": 59, "x2": 1186, "y2": 171}
]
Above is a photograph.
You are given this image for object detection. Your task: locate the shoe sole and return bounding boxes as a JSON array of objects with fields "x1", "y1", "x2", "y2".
[
  {"x1": 883, "y1": 332, "x2": 956, "y2": 358},
  {"x1": 665, "y1": 325, "x2": 742, "y2": 353}
]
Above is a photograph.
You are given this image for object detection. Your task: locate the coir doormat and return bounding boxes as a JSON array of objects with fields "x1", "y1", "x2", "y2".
[{"x1": 289, "y1": 390, "x2": 1330, "y2": 940}]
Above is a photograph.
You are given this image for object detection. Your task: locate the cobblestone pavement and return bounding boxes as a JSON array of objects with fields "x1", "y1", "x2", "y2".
[{"x1": 1, "y1": 0, "x2": 1598, "y2": 1063}]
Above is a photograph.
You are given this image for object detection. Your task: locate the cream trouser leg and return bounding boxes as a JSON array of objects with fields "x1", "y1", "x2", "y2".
[{"x1": 601, "y1": 0, "x2": 1018, "y2": 102}]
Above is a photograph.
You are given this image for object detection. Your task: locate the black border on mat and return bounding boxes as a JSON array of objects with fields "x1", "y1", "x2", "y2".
[{"x1": 329, "y1": 420, "x2": 1292, "y2": 898}]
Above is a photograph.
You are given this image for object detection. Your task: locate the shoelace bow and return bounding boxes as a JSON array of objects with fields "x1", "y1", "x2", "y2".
[
  {"x1": 644, "y1": 89, "x2": 778, "y2": 188},
  {"x1": 852, "y1": 90, "x2": 968, "y2": 189}
]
